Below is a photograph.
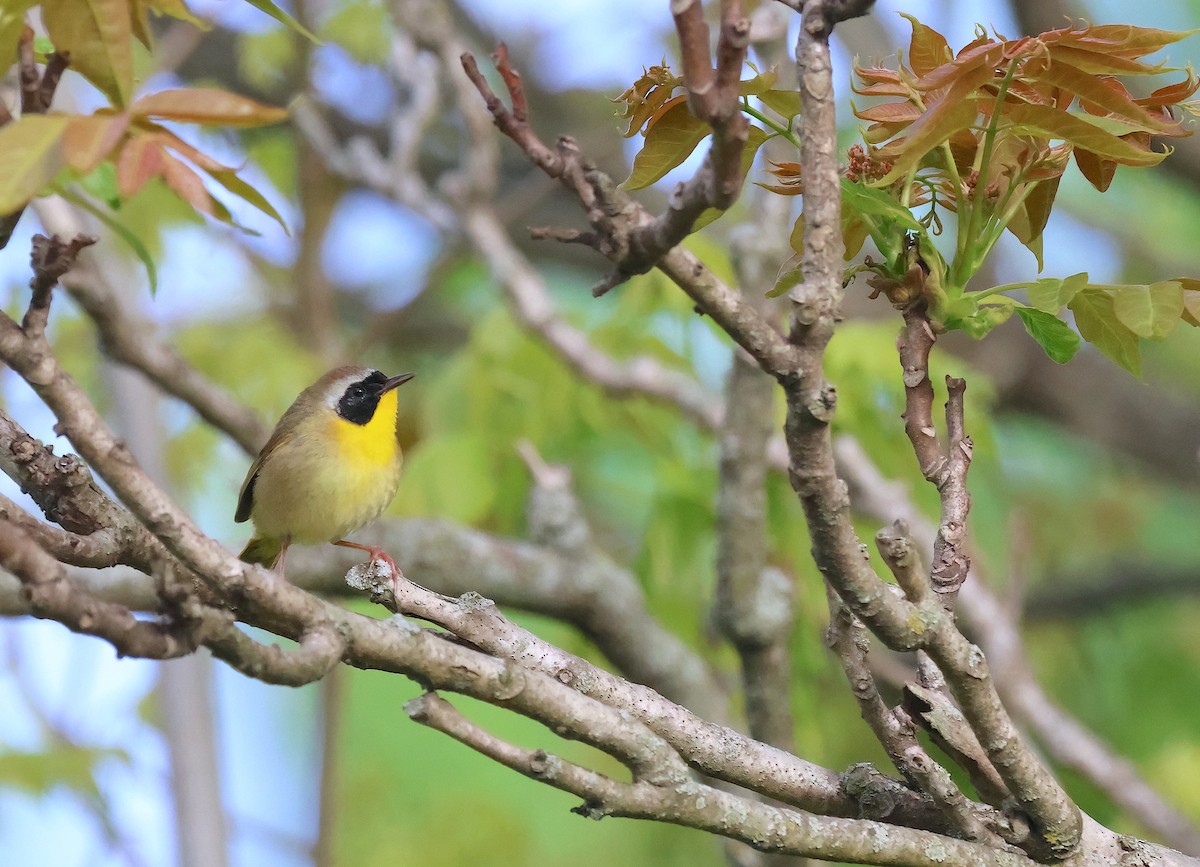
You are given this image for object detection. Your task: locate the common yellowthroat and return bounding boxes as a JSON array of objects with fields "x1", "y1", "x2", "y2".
[{"x1": 236, "y1": 366, "x2": 414, "y2": 577}]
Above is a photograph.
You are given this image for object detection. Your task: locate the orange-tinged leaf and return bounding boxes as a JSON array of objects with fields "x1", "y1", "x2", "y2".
[
  {"x1": 1047, "y1": 44, "x2": 1166, "y2": 76},
  {"x1": 0, "y1": 115, "x2": 69, "y2": 213},
  {"x1": 142, "y1": 124, "x2": 288, "y2": 231},
  {"x1": 1005, "y1": 176, "x2": 1060, "y2": 270},
  {"x1": 875, "y1": 98, "x2": 982, "y2": 184},
  {"x1": 913, "y1": 41, "x2": 1003, "y2": 92},
  {"x1": 132, "y1": 88, "x2": 288, "y2": 127},
  {"x1": 853, "y1": 66, "x2": 908, "y2": 97},
  {"x1": 1073, "y1": 148, "x2": 1117, "y2": 191},
  {"x1": 61, "y1": 113, "x2": 131, "y2": 173},
  {"x1": 116, "y1": 136, "x2": 167, "y2": 198},
  {"x1": 1031, "y1": 61, "x2": 1180, "y2": 133},
  {"x1": 900, "y1": 13, "x2": 951, "y2": 78},
  {"x1": 641, "y1": 94, "x2": 690, "y2": 135},
  {"x1": 1136, "y1": 71, "x2": 1200, "y2": 108},
  {"x1": 622, "y1": 100, "x2": 709, "y2": 190},
  {"x1": 1003, "y1": 104, "x2": 1165, "y2": 166},
  {"x1": 613, "y1": 63, "x2": 681, "y2": 137},
  {"x1": 42, "y1": 0, "x2": 134, "y2": 106},
  {"x1": 160, "y1": 151, "x2": 214, "y2": 214},
  {"x1": 1049, "y1": 24, "x2": 1199, "y2": 59},
  {"x1": 854, "y1": 101, "x2": 922, "y2": 124}
]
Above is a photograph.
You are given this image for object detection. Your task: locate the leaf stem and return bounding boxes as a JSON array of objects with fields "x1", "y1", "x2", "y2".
[
  {"x1": 957, "y1": 57, "x2": 1020, "y2": 286},
  {"x1": 741, "y1": 101, "x2": 801, "y2": 149}
]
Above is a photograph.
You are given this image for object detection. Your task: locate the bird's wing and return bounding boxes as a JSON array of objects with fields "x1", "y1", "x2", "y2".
[{"x1": 234, "y1": 426, "x2": 294, "y2": 523}]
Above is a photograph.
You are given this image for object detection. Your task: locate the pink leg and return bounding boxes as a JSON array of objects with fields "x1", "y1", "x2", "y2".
[
  {"x1": 334, "y1": 539, "x2": 404, "y2": 593},
  {"x1": 275, "y1": 540, "x2": 290, "y2": 577}
]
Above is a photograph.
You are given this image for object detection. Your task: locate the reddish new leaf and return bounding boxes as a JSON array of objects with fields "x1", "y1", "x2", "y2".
[
  {"x1": 875, "y1": 98, "x2": 982, "y2": 184},
  {"x1": 145, "y1": 125, "x2": 288, "y2": 230},
  {"x1": 1048, "y1": 24, "x2": 1199, "y2": 59},
  {"x1": 1003, "y1": 104, "x2": 1165, "y2": 165},
  {"x1": 854, "y1": 102, "x2": 923, "y2": 124},
  {"x1": 1032, "y1": 61, "x2": 1182, "y2": 134},
  {"x1": 613, "y1": 64, "x2": 682, "y2": 137},
  {"x1": 901, "y1": 13, "x2": 951, "y2": 78},
  {"x1": 159, "y1": 151, "x2": 214, "y2": 215},
  {"x1": 61, "y1": 113, "x2": 131, "y2": 173},
  {"x1": 116, "y1": 135, "x2": 168, "y2": 198},
  {"x1": 1046, "y1": 44, "x2": 1166, "y2": 77},
  {"x1": 1073, "y1": 148, "x2": 1117, "y2": 191},
  {"x1": 131, "y1": 89, "x2": 288, "y2": 127}
]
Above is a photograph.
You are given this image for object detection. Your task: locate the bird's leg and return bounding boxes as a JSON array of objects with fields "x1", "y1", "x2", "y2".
[
  {"x1": 334, "y1": 539, "x2": 404, "y2": 595},
  {"x1": 275, "y1": 538, "x2": 290, "y2": 577},
  {"x1": 333, "y1": 540, "x2": 456, "y2": 604}
]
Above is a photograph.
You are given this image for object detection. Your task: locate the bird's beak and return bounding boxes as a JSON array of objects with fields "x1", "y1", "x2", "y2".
[{"x1": 381, "y1": 372, "x2": 415, "y2": 393}]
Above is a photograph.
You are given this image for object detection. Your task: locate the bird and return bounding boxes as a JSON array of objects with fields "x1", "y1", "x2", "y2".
[{"x1": 235, "y1": 365, "x2": 414, "y2": 580}]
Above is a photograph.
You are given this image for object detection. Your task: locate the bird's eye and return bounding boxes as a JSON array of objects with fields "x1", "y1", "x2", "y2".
[{"x1": 350, "y1": 385, "x2": 365, "y2": 398}]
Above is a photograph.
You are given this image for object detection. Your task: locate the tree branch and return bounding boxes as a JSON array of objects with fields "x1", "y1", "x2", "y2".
[
  {"x1": 405, "y1": 692, "x2": 1037, "y2": 867},
  {"x1": 835, "y1": 435, "x2": 1200, "y2": 856}
]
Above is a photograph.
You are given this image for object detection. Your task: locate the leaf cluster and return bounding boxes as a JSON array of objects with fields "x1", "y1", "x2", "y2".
[
  {"x1": 616, "y1": 62, "x2": 799, "y2": 229},
  {"x1": 0, "y1": 0, "x2": 303, "y2": 285},
  {"x1": 765, "y1": 17, "x2": 1200, "y2": 374}
]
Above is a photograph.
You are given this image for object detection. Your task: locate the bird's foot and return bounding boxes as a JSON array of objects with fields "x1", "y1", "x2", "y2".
[{"x1": 334, "y1": 540, "x2": 405, "y2": 598}]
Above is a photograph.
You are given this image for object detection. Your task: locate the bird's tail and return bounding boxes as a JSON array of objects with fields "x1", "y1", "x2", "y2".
[{"x1": 239, "y1": 534, "x2": 283, "y2": 570}]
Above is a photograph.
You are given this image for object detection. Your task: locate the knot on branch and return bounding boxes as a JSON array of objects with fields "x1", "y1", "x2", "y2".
[
  {"x1": 841, "y1": 762, "x2": 898, "y2": 819},
  {"x1": 29, "y1": 234, "x2": 96, "y2": 299}
]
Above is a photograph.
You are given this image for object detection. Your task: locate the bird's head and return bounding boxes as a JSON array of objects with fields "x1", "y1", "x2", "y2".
[{"x1": 320, "y1": 367, "x2": 415, "y2": 426}]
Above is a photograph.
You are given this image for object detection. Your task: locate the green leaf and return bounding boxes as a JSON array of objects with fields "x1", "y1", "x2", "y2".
[
  {"x1": 757, "y1": 89, "x2": 802, "y2": 120},
  {"x1": 1015, "y1": 307, "x2": 1081, "y2": 364},
  {"x1": 1110, "y1": 281, "x2": 1184, "y2": 338},
  {"x1": 737, "y1": 64, "x2": 778, "y2": 97},
  {"x1": 1069, "y1": 288, "x2": 1142, "y2": 376},
  {"x1": 0, "y1": 2, "x2": 38, "y2": 72},
  {"x1": 56, "y1": 185, "x2": 158, "y2": 293},
  {"x1": 840, "y1": 178, "x2": 922, "y2": 230},
  {"x1": 241, "y1": 0, "x2": 319, "y2": 42},
  {"x1": 42, "y1": 0, "x2": 135, "y2": 106},
  {"x1": 690, "y1": 125, "x2": 770, "y2": 231},
  {"x1": 1175, "y1": 278, "x2": 1200, "y2": 327},
  {"x1": 767, "y1": 253, "x2": 802, "y2": 298},
  {"x1": 79, "y1": 162, "x2": 121, "y2": 208},
  {"x1": 622, "y1": 100, "x2": 709, "y2": 190},
  {"x1": 1026, "y1": 272, "x2": 1088, "y2": 312},
  {"x1": 203, "y1": 166, "x2": 289, "y2": 234},
  {"x1": 0, "y1": 115, "x2": 69, "y2": 213}
]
